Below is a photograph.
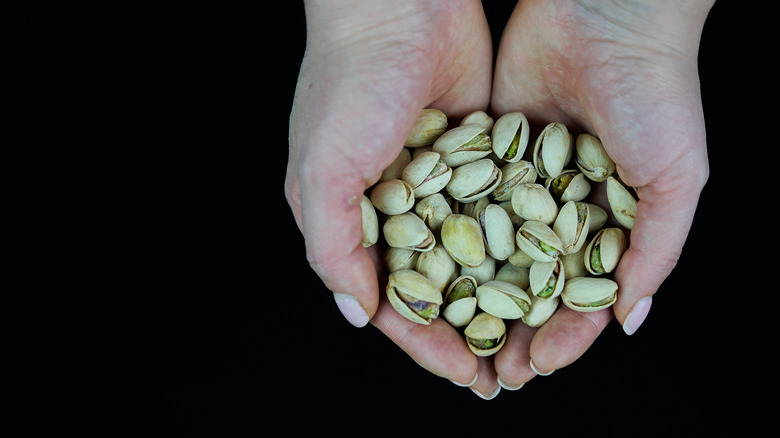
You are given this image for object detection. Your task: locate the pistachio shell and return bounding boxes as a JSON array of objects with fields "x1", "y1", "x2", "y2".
[
  {"x1": 492, "y1": 160, "x2": 537, "y2": 201},
  {"x1": 606, "y1": 176, "x2": 637, "y2": 230},
  {"x1": 583, "y1": 202, "x2": 608, "y2": 233},
  {"x1": 494, "y1": 263, "x2": 530, "y2": 290},
  {"x1": 384, "y1": 247, "x2": 419, "y2": 273},
  {"x1": 515, "y1": 220, "x2": 564, "y2": 263},
  {"x1": 552, "y1": 201, "x2": 590, "y2": 255},
  {"x1": 511, "y1": 183, "x2": 558, "y2": 225},
  {"x1": 560, "y1": 242, "x2": 588, "y2": 279},
  {"x1": 369, "y1": 179, "x2": 415, "y2": 215},
  {"x1": 414, "y1": 193, "x2": 452, "y2": 236},
  {"x1": 476, "y1": 280, "x2": 531, "y2": 320},
  {"x1": 460, "y1": 110, "x2": 494, "y2": 135},
  {"x1": 415, "y1": 244, "x2": 458, "y2": 293},
  {"x1": 359, "y1": 194, "x2": 379, "y2": 247},
  {"x1": 533, "y1": 122, "x2": 572, "y2": 179},
  {"x1": 441, "y1": 214, "x2": 486, "y2": 267},
  {"x1": 380, "y1": 148, "x2": 411, "y2": 182},
  {"x1": 584, "y1": 227, "x2": 627, "y2": 275},
  {"x1": 508, "y1": 246, "x2": 536, "y2": 268},
  {"x1": 446, "y1": 158, "x2": 502, "y2": 203},
  {"x1": 383, "y1": 212, "x2": 436, "y2": 252},
  {"x1": 405, "y1": 108, "x2": 448, "y2": 148},
  {"x1": 561, "y1": 277, "x2": 618, "y2": 312},
  {"x1": 460, "y1": 254, "x2": 496, "y2": 285},
  {"x1": 433, "y1": 124, "x2": 492, "y2": 167},
  {"x1": 546, "y1": 170, "x2": 591, "y2": 203},
  {"x1": 575, "y1": 133, "x2": 615, "y2": 181},
  {"x1": 478, "y1": 204, "x2": 515, "y2": 261},
  {"x1": 457, "y1": 196, "x2": 490, "y2": 220},
  {"x1": 464, "y1": 312, "x2": 506, "y2": 356},
  {"x1": 402, "y1": 151, "x2": 452, "y2": 198},
  {"x1": 386, "y1": 269, "x2": 443, "y2": 324},
  {"x1": 529, "y1": 258, "x2": 565, "y2": 299},
  {"x1": 521, "y1": 295, "x2": 560, "y2": 328},
  {"x1": 442, "y1": 275, "x2": 478, "y2": 327},
  {"x1": 492, "y1": 111, "x2": 530, "y2": 162}
]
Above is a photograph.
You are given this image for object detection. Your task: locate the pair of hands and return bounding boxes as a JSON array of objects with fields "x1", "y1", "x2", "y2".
[{"x1": 285, "y1": 0, "x2": 712, "y2": 398}]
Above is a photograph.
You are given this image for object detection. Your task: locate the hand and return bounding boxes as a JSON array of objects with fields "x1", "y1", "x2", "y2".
[
  {"x1": 284, "y1": 0, "x2": 493, "y2": 387},
  {"x1": 489, "y1": 0, "x2": 713, "y2": 391}
]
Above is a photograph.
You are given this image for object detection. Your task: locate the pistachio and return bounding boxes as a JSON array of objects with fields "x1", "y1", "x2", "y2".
[
  {"x1": 464, "y1": 312, "x2": 506, "y2": 356},
  {"x1": 384, "y1": 247, "x2": 419, "y2": 273},
  {"x1": 414, "y1": 193, "x2": 452, "y2": 237},
  {"x1": 476, "y1": 280, "x2": 531, "y2": 320},
  {"x1": 583, "y1": 202, "x2": 608, "y2": 233},
  {"x1": 546, "y1": 170, "x2": 591, "y2": 203},
  {"x1": 478, "y1": 204, "x2": 516, "y2": 261},
  {"x1": 494, "y1": 261, "x2": 530, "y2": 290},
  {"x1": 359, "y1": 194, "x2": 379, "y2": 247},
  {"x1": 383, "y1": 212, "x2": 436, "y2": 252},
  {"x1": 416, "y1": 244, "x2": 458, "y2": 293},
  {"x1": 492, "y1": 160, "x2": 537, "y2": 202},
  {"x1": 508, "y1": 246, "x2": 536, "y2": 268},
  {"x1": 405, "y1": 108, "x2": 448, "y2": 148},
  {"x1": 533, "y1": 122, "x2": 572, "y2": 179},
  {"x1": 456, "y1": 196, "x2": 490, "y2": 220},
  {"x1": 529, "y1": 258, "x2": 565, "y2": 299},
  {"x1": 584, "y1": 227, "x2": 627, "y2": 275},
  {"x1": 402, "y1": 151, "x2": 453, "y2": 198},
  {"x1": 460, "y1": 254, "x2": 496, "y2": 285},
  {"x1": 522, "y1": 295, "x2": 560, "y2": 328},
  {"x1": 575, "y1": 133, "x2": 615, "y2": 182},
  {"x1": 380, "y1": 147, "x2": 412, "y2": 182},
  {"x1": 441, "y1": 214, "x2": 486, "y2": 267},
  {"x1": 606, "y1": 176, "x2": 637, "y2": 230},
  {"x1": 552, "y1": 201, "x2": 590, "y2": 255},
  {"x1": 560, "y1": 242, "x2": 588, "y2": 279},
  {"x1": 561, "y1": 277, "x2": 618, "y2": 312},
  {"x1": 369, "y1": 179, "x2": 415, "y2": 215},
  {"x1": 511, "y1": 182, "x2": 559, "y2": 225},
  {"x1": 433, "y1": 124, "x2": 493, "y2": 167},
  {"x1": 515, "y1": 220, "x2": 564, "y2": 263},
  {"x1": 460, "y1": 110, "x2": 494, "y2": 135},
  {"x1": 442, "y1": 275, "x2": 478, "y2": 327},
  {"x1": 492, "y1": 111, "x2": 530, "y2": 163},
  {"x1": 386, "y1": 269, "x2": 443, "y2": 324},
  {"x1": 446, "y1": 158, "x2": 502, "y2": 203}
]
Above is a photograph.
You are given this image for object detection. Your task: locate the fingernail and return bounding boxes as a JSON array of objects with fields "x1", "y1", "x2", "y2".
[
  {"x1": 333, "y1": 293, "x2": 369, "y2": 328},
  {"x1": 449, "y1": 373, "x2": 478, "y2": 387},
  {"x1": 470, "y1": 386, "x2": 501, "y2": 400},
  {"x1": 497, "y1": 376, "x2": 524, "y2": 391},
  {"x1": 623, "y1": 296, "x2": 652, "y2": 336},
  {"x1": 529, "y1": 359, "x2": 554, "y2": 376}
]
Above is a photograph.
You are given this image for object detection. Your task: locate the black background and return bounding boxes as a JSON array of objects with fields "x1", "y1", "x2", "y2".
[{"x1": 3, "y1": 1, "x2": 772, "y2": 435}]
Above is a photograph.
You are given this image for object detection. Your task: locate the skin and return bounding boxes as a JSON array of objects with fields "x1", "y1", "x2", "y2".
[{"x1": 285, "y1": 0, "x2": 713, "y2": 398}]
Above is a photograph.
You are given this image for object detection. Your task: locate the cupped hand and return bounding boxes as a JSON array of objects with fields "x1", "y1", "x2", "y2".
[
  {"x1": 489, "y1": 0, "x2": 713, "y2": 390},
  {"x1": 284, "y1": 0, "x2": 493, "y2": 388}
]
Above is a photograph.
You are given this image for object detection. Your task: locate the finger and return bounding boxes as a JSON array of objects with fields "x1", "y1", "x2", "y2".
[
  {"x1": 494, "y1": 320, "x2": 537, "y2": 390},
  {"x1": 469, "y1": 356, "x2": 500, "y2": 400}
]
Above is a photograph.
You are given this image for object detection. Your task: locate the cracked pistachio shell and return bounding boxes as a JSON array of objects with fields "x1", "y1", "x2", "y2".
[
  {"x1": 492, "y1": 111, "x2": 530, "y2": 163},
  {"x1": 441, "y1": 214, "x2": 485, "y2": 268},
  {"x1": 575, "y1": 133, "x2": 615, "y2": 182},
  {"x1": 360, "y1": 195, "x2": 379, "y2": 248},
  {"x1": 464, "y1": 312, "x2": 506, "y2": 356},
  {"x1": 511, "y1": 182, "x2": 559, "y2": 225},
  {"x1": 529, "y1": 258, "x2": 565, "y2": 299},
  {"x1": 494, "y1": 263, "x2": 530, "y2": 290},
  {"x1": 508, "y1": 246, "x2": 536, "y2": 268},
  {"x1": 522, "y1": 295, "x2": 560, "y2": 328},
  {"x1": 432, "y1": 124, "x2": 492, "y2": 167},
  {"x1": 478, "y1": 204, "x2": 515, "y2": 261},
  {"x1": 460, "y1": 254, "x2": 496, "y2": 285},
  {"x1": 370, "y1": 179, "x2": 415, "y2": 215},
  {"x1": 584, "y1": 227, "x2": 627, "y2": 275},
  {"x1": 476, "y1": 280, "x2": 531, "y2": 319},
  {"x1": 492, "y1": 160, "x2": 537, "y2": 201},
  {"x1": 606, "y1": 176, "x2": 637, "y2": 230},
  {"x1": 386, "y1": 269, "x2": 443, "y2": 324},
  {"x1": 552, "y1": 201, "x2": 590, "y2": 255},
  {"x1": 561, "y1": 277, "x2": 618, "y2": 312},
  {"x1": 583, "y1": 202, "x2": 608, "y2": 233},
  {"x1": 383, "y1": 212, "x2": 436, "y2": 252},
  {"x1": 498, "y1": 200, "x2": 524, "y2": 228},
  {"x1": 516, "y1": 220, "x2": 564, "y2": 263},
  {"x1": 384, "y1": 247, "x2": 419, "y2": 273},
  {"x1": 402, "y1": 151, "x2": 452, "y2": 198},
  {"x1": 546, "y1": 170, "x2": 591, "y2": 203},
  {"x1": 414, "y1": 193, "x2": 452, "y2": 236},
  {"x1": 533, "y1": 122, "x2": 572, "y2": 179},
  {"x1": 561, "y1": 241, "x2": 588, "y2": 279},
  {"x1": 460, "y1": 110, "x2": 494, "y2": 135},
  {"x1": 416, "y1": 244, "x2": 458, "y2": 293},
  {"x1": 446, "y1": 158, "x2": 502, "y2": 203},
  {"x1": 456, "y1": 196, "x2": 490, "y2": 220},
  {"x1": 380, "y1": 148, "x2": 412, "y2": 182},
  {"x1": 405, "y1": 108, "x2": 448, "y2": 148},
  {"x1": 442, "y1": 275, "x2": 478, "y2": 328}
]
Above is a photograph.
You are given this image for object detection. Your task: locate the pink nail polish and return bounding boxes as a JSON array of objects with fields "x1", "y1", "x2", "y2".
[
  {"x1": 623, "y1": 296, "x2": 652, "y2": 336},
  {"x1": 333, "y1": 293, "x2": 370, "y2": 328}
]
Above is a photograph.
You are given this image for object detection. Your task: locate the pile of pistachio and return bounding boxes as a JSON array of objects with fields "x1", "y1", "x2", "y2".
[{"x1": 359, "y1": 109, "x2": 637, "y2": 357}]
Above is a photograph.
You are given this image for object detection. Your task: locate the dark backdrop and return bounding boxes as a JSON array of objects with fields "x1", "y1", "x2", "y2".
[{"x1": 3, "y1": 1, "x2": 769, "y2": 435}]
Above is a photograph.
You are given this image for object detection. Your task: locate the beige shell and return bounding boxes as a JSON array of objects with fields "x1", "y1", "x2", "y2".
[
  {"x1": 494, "y1": 262, "x2": 530, "y2": 290},
  {"x1": 546, "y1": 170, "x2": 591, "y2": 203},
  {"x1": 492, "y1": 111, "x2": 530, "y2": 163},
  {"x1": 460, "y1": 110, "x2": 494, "y2": 135},
  {"x1": 560, "y1": 242, "x2": 588, "y2": 279},
  {"x1": 561, "y1": 277, "x2": 618, "y2": 312},
  {"x1": 575, "y1": 133, "x2": 615, "y2": 182},
  {"x1": 552, "y1": 201, "x2": 590, "y2": 255},
  {"x1": 522, "y1": 295, "x2": 560, "y2": 328},
  {"x1": 583, "y1": 202, "x2": 608, "y2": 233},
  {"x1": 380, "y1": 148, "x2": 411, "y2": 182},
  {"x1": 386, "y1": 269, "x2": 443, "y2": 324},
  {"x1": 446, "y1": 158, "x2": 502, "y2": 203},
  {"x1": 383, "y1": 212, "x2": 436, "y2": 252},
  {"x1": 584, "y1": 227, "x2": 627, "y2": 275},
  {"x1": 508, "y1": 246, "x2": 536, "y2": 268},
  {"x1": 475, "y1": 280, "x2": 531, "y2": 320},
  {"x1": 529, "y1": 258, "x2": 565, "y2": 299},
  {"x1": 369, "y1": 179, "x2": 415, "y2": 215},
  {"x1": 511, "y1": 183, "x2": 559, "y2": 225},
  {"x1": 414, "y1": 193, "x2": 452, "y2": 237},
  {"x1": 441, "y1": 214, "x2": 486, "y2": 268},
  {"x1": 460, "y1": 254, "x2": 496, "y2": 285},
  {"x1": 359, "y1": 194, "x2": 379, "y2": 247},
  {"x1": 401, "y1": 151, "x2": 452, "y2": 198},
  {"x1": 532, "y1": 122, "x2": 572, "y2": 179},
  {"x1": 442, "y1": 275, "x2": 478, "y2": 328},
  {"x1": 606, "y1": 176, "x2": 637, "y2": 230},
  {"x1": 383, "y1": 247, "x2": 419, "y2": 273},
  {"x1": 478, "y1": 204, "x2": 515, "y2": 261},
  {"x1": 515, "y1": 220, "x2": 564, "y2": 263},
  {"x1": 415, "y1": 244, "x2": 458, "y2": 293},
  {"x1": 432, "y1": 124, "x2": 492, "y2": 167},
  {"x1": 464, "y1": 312, "x2": 506, "y2": 356},
  {"x1": 492, "y1": 160, "x2": 537, "y2": 202},
  {"x1": 405, "y1": 108, "x2": 448, "y2": 148}
]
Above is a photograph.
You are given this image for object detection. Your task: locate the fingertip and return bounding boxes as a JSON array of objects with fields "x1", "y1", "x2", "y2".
[
  {"x1": 622, "y1": 296, "x2": 652, "y2": 336},
  {"x1": 333, "y1": 292, "x2": 371, "y2": 328}
]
